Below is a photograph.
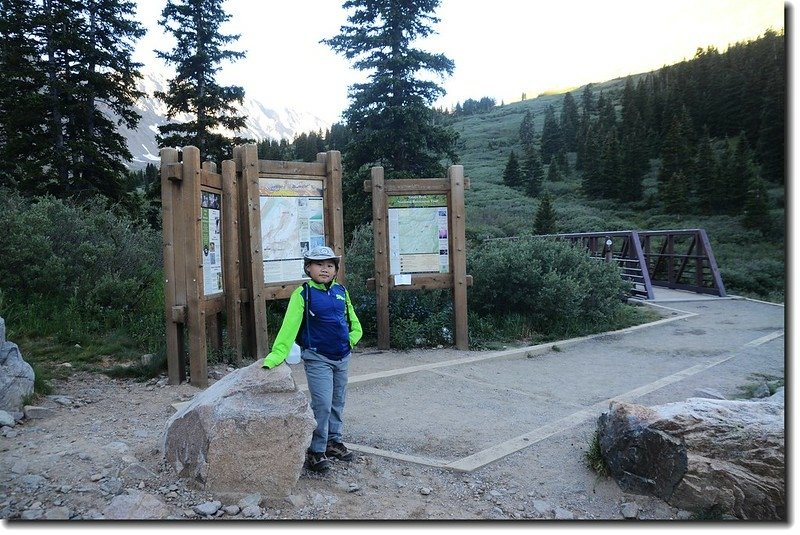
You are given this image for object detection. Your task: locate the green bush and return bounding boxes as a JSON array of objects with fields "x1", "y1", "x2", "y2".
[
  {"x1": 467, "y1": 237, "x2": 631, "y2": 338},
  {"x1": 0, "y1": 188, "x2": 165, "y2": 357}
]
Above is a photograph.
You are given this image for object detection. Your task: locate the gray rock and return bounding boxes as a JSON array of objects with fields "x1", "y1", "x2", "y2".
[
  {"x1": 532, "y1": 499, "x2": 551, "y2": 515},
  {"x1": 240, "y1": 505, "x2": 261, "y2": 518},
  {"x1": 193, "y1": 500, "x2": 221, "y2": 516},
  {"x1": 598, "y1": 390, "x2": 785, "y2": 520},
  {"x1": 237, "y1": 493, "x2": 263, "y2": 509},
  {"x1": 554, "y1": 507, "x2": 574, "y2": 519},
  {"x1": 44, "y1": 506, "x2": 72, "y2": 520},
  {"x1": 0, "y1": 317, "x2": 35, "y2": 414},
  {"x1": 23, "y1": 405, "x2": 54, "y2": 419},
  {"x1": 621, "y1": 502, "x2": 639, "y2": 519},
  {"x1": 0, "y1": 409, "x2": 15, "y2": 427},
  {"x1": 102, "y1": 490, "x2": 172, "y2": 519},
  {"x1": 223, "y1": 504, "x2": 241, "y2": 515},
  {"x1": 121, "y1": 462, "x2": 157, "y2": 481},
  {"x1": 162, "y1": 361, "x2": 315, "y2": 499}
]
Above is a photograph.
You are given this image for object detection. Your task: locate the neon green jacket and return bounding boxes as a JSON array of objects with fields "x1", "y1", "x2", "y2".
[{"x1": 262, "y1": 280, "x2": 362, "y2": 368}]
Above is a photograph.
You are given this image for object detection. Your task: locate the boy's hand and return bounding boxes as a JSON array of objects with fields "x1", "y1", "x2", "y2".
[{"x1": 261, "y1": 353, "x2": 285, "y2": 369}]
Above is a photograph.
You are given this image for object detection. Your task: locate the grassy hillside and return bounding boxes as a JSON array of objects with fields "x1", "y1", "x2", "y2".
[{"x1": 448, "y1": 78, "x2": 785, "y2": 303}]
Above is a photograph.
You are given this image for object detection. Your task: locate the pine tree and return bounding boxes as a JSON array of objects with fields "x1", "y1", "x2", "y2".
[
  {"x1": 559, "y1": 92, "x2": 579, "y2": 152},
  {"x1": 0, "y1": 0, "x2": 145, "y2": 201},
  {"x1": 546, "y1": 158, "x2": 562, "y2": 183},
  {"x1": 742, "y1": 174, "x2": 771, "y2": 233},
  {"x1": 323, "y1": 0, "x2": 457, "y2": 177},
  {"x1": 155, "y1": 0, "x2": 249, "y2": 164},
  {"x1": 533, "y1": 193, "x2": 557, "y2": 235},
  {"x1": 0, "y1": 0, "x2": 49, "y2": 190},
  {"x1": 540, "y1": 105, "x2": 562, "y2": 163},
  {"x1": 580, "y1": 124, "x2": 603, "y2": 198},
  {"x1": 658, "y1": 112, "x2": 693, "y2": 185},
  {"x1": 518, "y1": 109, "x2": 535, "y2": 150},
  {"x1": 323, "y1": 0, "x2": 458, "y2": 238},
  {"x1": 522, "y1": 147, "x2": 544, "y2": 197},
  {"x1": 502, "y1": 150, "x2": 522, "y2": 190},
  {"x1": 727, "y1": 133, "x2": 757, "y2": 212},
  {"x1": 599, "y1": 129, "x2": 621, "y2": 199},
  {"x1": 662, "y1": 171, "x2": 689, "y2": 213},
  {"x1": 693, "y1": 130, "x2": 717, "y2": 214}
]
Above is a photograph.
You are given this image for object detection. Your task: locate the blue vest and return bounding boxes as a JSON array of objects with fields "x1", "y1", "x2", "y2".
[{"x1": 296, "y1": 282, "x2": 352, "y2": 359}]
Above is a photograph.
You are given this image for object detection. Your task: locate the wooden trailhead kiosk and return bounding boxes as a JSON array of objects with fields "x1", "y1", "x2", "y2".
[
  {"x1": 365, "y1": 165, "x2": 472, "y2": 350},
  {"x1": 160, "y1": 145, "x2": 345, "y2": 387}
]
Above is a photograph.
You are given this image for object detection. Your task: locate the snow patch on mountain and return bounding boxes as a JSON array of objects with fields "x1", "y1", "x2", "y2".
[{"x1": 121, "y1": 71, "x2": 331, "y2": 170}]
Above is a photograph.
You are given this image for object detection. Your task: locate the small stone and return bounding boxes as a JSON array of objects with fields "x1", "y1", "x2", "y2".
[
  {"x1": 420, "y1": 487, "x2": 432, "y2": 495},
  {"x1": 621, "y1": 502, "x2": 639, "y2": 519}
]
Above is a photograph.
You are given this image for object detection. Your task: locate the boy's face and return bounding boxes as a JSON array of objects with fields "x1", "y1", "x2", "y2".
[{"x1": 306, "y1": 260, "x2": 337, "y2": 284}]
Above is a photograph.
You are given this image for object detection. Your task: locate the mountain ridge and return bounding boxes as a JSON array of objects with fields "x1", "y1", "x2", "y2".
[{"x1": 120, "y1": 71, "x2": 331, "y2": 170}]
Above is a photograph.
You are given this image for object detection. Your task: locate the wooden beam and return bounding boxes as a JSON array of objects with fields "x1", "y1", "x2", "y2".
[
  {"x1": 222, "y1": 158, "x2": 243, "y2": 364},
  {"x1": 449, "y1": 165, "x2": 469, "y2": 350},
  {"x1": 371, "y1": 167, "x2": 390, "y2": 349}
]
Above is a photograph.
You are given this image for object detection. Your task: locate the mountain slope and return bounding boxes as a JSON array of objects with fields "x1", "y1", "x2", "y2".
[{"x1": 119, "y1": 72, "x2": 331, "y2": 170}]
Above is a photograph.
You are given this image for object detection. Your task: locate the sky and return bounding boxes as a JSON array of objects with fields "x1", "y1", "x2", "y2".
[{"x1": 133, "y1": 0, "x2": 787, "y2": 125}]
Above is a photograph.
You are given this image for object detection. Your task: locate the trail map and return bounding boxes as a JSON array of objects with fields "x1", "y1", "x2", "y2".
[
  {"x1": 388, "y1": 194, "x2": 449, "y2": 275},
  {"x1": 259, "y1": 178, "x2": 325, "y2": 283}
]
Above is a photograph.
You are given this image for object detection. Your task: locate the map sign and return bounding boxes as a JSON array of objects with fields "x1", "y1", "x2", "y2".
[
  {"x1": 259, "y1": 178, "x2": 325, "y2": 284},
  {"x1": 387, "y1": 194, "x2": 449, "y2": 275},
  {"x1": 200, "y1": 191, "x2": 223, "y2": 296}
]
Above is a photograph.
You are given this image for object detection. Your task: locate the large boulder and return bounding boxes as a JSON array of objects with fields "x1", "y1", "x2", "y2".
[
  {"x1": 597, "y1": 389, "x2": 785, "y2": 520},
  {"x1": 162, "y1": 361, "x2": 315, "y2": 500},
  {"x1": 0, "y1": 316, "x2": 35, "y2": 414}
]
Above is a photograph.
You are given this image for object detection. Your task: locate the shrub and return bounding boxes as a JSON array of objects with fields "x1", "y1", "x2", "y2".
[
  {"x1": 0, "y1": 188, "x2": 165, "y2": 356},
  {"x1": 467, "y1": 237, "x2": 630, "y2": 338}
]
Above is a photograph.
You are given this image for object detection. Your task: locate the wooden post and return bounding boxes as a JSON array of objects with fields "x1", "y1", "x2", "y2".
[
  {"x1": 160, "y1": 148, "x2": 184, "y2": 384},
  {"x1": 240, "y1": 144, "x2": 269, "y2": 361},
  {"x1": 222, "y1": 158, "x2": 243, "y2": 364},
  {"x1": 233, "y1": 146, "x2": 253, "y2": 360},
  {"x1": 449, "y1": 165, "x2": 469, "y2": 350},
  {"x1": 371, "y1": 167, "x2": 390, "y2": 349},
  {"x1": 183, "y1": 146, "x2": 207, "y2": 387},
  {"x1": 320, "y1": 151, "x2": 347, "y2": 284}
]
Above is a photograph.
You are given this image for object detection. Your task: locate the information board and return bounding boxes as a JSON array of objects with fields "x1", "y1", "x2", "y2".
[
  {"x1": 259, "y1": 177, "x2": 326, "y2": 283},
  {"x1": 201, "y1": 190, "x2": 223, "y2": 295},
  {"x1": 387, "y1": 194, "x2": 449, "y2": 275}
]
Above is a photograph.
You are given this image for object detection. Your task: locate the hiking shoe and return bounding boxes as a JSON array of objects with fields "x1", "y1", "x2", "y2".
[
  {"x1": 326, "y1": 440, "x2": 354, "y2": 461},
  {"x1": 306, "y1": 451, "x2": 331, "y2": 472}
]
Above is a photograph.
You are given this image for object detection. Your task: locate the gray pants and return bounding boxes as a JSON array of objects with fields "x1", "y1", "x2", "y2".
[{"x1": 302, "y1": 349, "x2": 350, "y2": 453}]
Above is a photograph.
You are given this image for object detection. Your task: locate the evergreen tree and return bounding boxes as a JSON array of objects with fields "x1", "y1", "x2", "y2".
[
  {"x1": 546, "y1": 158, "x2": 562, "y2": 183},
  {"x1": 742, "y1": 174, "x2": 771, "y2": 233},
  {"x1": 0, "y1": 0, "x2": 49, "y2": 191},
  {"x1": 0, "y1": 0, "x2": 145, "y2": 201},
  {"x1": 540, "y1": 105, "x2": 562, "y2": 163},
  {"x1": 727, "y1": 133, "x2": 757, "y2": 212},
  {"x1": 658, "y1": 112, "x2": 693, "y2": 185},
  {"x1": 559, "y1": 92, "x2": 579, "y2": 152},
  {"x1": 522, "y1": 147, "x2": 544, "y2": 198},
  {"x1": 598, "y1": 129, "x2": 621, "y2": 199},
  {"x1": 580, "y1": 83, "x2": 594, "y2": 116},
  {"x1": 755, "y1": 42, "x2": 785, "y2": 184},
  {"x1": 693, "y1": 130, "x2": 717, "y2": 214},
  {"x1": 580, "y1": 124, "x2": 603, "y2": 198},
  {"x1": 323, "y1": 0, "x2": 458, "y2": 237},
  {"x1": 502, "y1": 150, "x2": 522, "y2": 190},
  {"x1": 323, "y1": 0, "x2": 457, "y2": 177},
  {"x1": 155, "y1": 0, "x2": 249, "y2": 164},
  {"x1": 518, "y1": 109, "x2": 535, "y2": 149},
  {"x1": 662, "y1": 170, "x2": 689, "y2": 213},
  {"x1": 533, "y1": 193, "x2": 557, "y2": 235}
]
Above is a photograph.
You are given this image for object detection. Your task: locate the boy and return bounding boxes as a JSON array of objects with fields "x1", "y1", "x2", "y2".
[{"x1": 262, "y1": 245, "x2": 363, "y2": 472}]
